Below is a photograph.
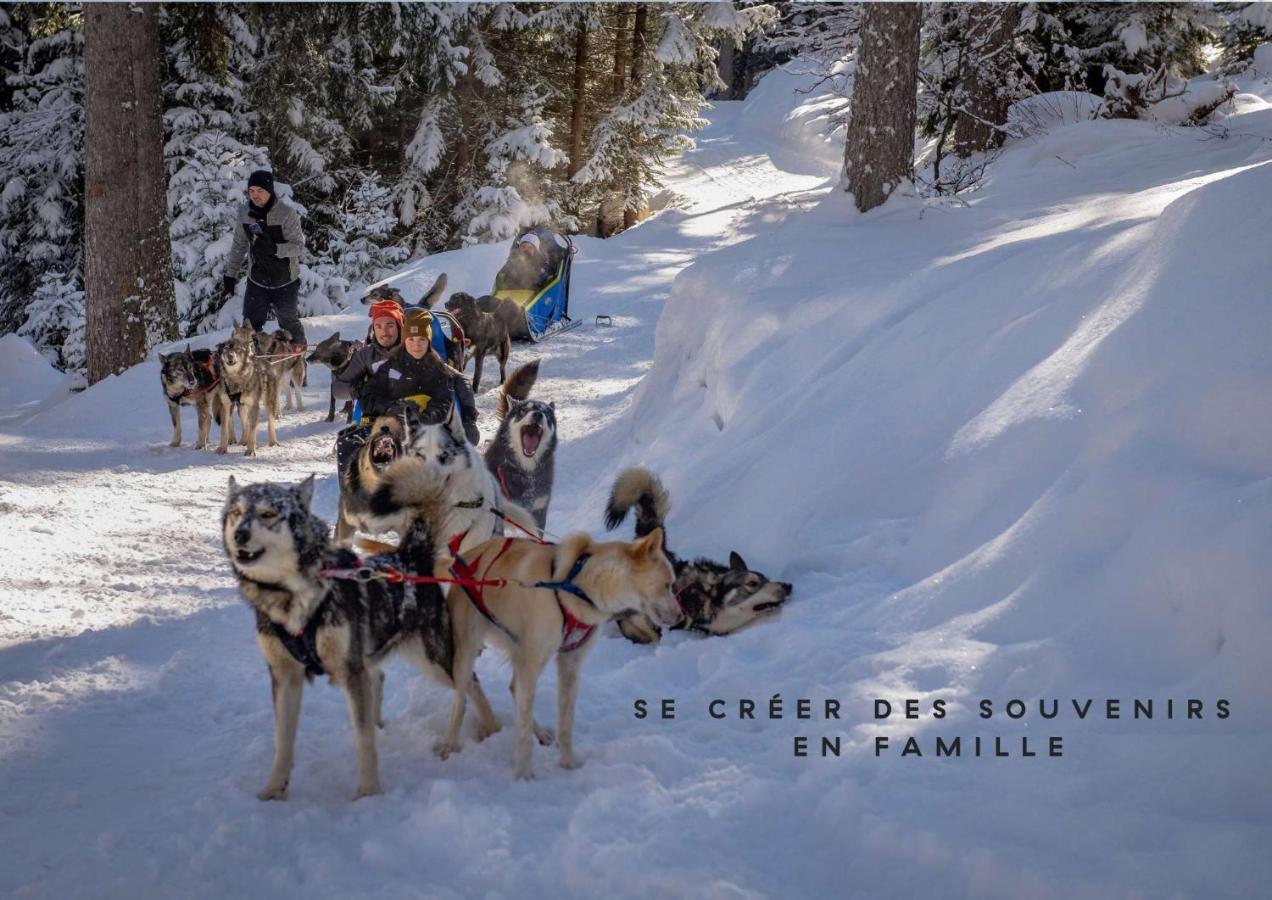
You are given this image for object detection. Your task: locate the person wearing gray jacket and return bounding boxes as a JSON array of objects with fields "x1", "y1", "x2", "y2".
[{"x1": 222, "y1": 169, "x2": 307, "y2": 345}]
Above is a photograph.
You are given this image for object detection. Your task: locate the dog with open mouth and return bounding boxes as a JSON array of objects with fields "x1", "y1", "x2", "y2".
[
  {"x1": 368, "y1": 408, "x2": 541, "y2": 556},
  {"x1": 334, "y1": 412, "x2": 408, "y2": 544},
  {"x1": 604, "y1": 468, "x2": 793, "y2": 643},
  {"x1": 484, "y1": 360, "x2": 557, "y2": 530},
  {"x1": 222, "y1": 473, "x2": 500, "y2": 801}
]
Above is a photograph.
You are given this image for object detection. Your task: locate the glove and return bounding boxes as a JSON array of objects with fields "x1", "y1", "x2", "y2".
[
  {"x1": 252, "y1": 227, "x2": 276, "y2": 254},
  {"x1": 221, "y1": 276, "x2": 236, "y2": 299}
]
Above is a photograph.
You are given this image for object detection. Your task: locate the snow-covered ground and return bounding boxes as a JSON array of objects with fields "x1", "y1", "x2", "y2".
[{"x1": 3, "y1": 64, "x2": 1271, "y2": 898}]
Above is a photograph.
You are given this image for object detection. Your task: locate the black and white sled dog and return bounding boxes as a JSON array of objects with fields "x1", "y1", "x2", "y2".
[
  {"x1": 306, "y1": 332, "x2": 361, "y2": 423},
  {"x1": 484, "y1": 360, "x2": 557, "y2": 530},
  {"x1": 215, "y1": 321, "x2": 279, "y2": 457},
  {"x1": 159, "y1": 345, "x2": 225, "y2": 449},
  {"x1": 604, "y1": 468, "x2": 792, "y2": 643},
  {"x1": 223, "y1": 473, "x2": 500, "y2": 800},
  {"x1": 369, "y1": 409, "x2": 541, "y2": 555}
]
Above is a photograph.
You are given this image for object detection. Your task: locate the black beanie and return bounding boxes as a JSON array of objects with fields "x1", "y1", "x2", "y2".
[{"x1": 247, "y1": 169, "x2": 274, "y2": 195}]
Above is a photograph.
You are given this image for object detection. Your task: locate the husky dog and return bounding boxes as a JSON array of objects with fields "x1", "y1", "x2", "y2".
[
  {"x1": 215, "y1": 321, "x2": 279, "y2": 457},
  {"x1": 439, "y1": 525, "x2": 681, "y2": 779},
  {"x1": 485, "y1": 360, "x2": 557, "y2": 529},
  {"x1": 257, "y1": 328, "x2": 306, "y2": 412},
  {"x1": 306, "y1": 332, "x2": 360, "y2": 423},
  {"x1": 159, "y1": 345, "x2": 225, "y2": 449},
  {"x1": 370, "y1": 413, "x2": 540, "y2": 555},
  {"x1": 444, "y1": 291, "x2": 511, "y2": 393},
  {"x1": 223, "y1": 473, "x2": 500, "y2": 801},
  {"x1": 604, "y1": 468, "x2": 792, "y2": 643},
  {"x1": 335, "y1": 412, "x2": 407, "y2": 544}
]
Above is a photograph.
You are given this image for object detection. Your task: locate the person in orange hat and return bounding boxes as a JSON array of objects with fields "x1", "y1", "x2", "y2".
[
  {"x1": 360, "y1": 308, "x2": 479, "y2": 444},
  {"x1": 332, "y1": 298, "x2": 403, "y2": 398}
]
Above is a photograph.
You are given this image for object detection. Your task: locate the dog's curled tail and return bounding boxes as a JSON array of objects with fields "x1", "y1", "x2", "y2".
[
  {"x1": 497, "y1": 359, "x2": 541, "y2": 419},
  {"x1": 604, "y1": 467, "x2": 670, "y2": 540},
  {"x1": 369, "y1": 457, "x2": 450, "y2": 556}
]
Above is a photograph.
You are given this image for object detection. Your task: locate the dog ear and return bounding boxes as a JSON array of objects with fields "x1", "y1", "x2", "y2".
[
  {"x1": 158, "y1": 353, "x2": 168, "y2": 363},
  {"x1": 638, "y1": 527, "x2": 666, "y2": 558},
  {"x1": 729, "y1": 551, "x2": 747, "y2": 571},
  {"x1": 227, "y1": 474, "x2": 239, "y2": 494},
  {"x1": 330, "y1": 331, "x2": 340, "y2": 342},
  {"x1": 296, "y1": 474, "x2": 315, "y2": 509}
]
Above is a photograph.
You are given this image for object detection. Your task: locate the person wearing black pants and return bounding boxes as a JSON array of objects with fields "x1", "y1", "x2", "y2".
[{"x1": 222, "y1": 169, "x2": 307, "y2": 346}]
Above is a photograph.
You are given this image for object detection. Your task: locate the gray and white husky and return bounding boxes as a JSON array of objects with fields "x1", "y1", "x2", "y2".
[
  {"x1": 222, "y1": 473, "x2": 500, "y2": 800},
  {"x1": 604, "y1": 468, "x2": 793, "y2": 643},
  {"x1": 484, "y1": 360, "x2": 557, "y2": 529},
  {"x1": 215, "y1": 321, "x2": 279, "y2": 456},
  {"x1": 159, "y1": 345, "x2": 226, "y2": 449},
  {"x1": 370, "y1": 411, "x2": 541, "y2": 555}
]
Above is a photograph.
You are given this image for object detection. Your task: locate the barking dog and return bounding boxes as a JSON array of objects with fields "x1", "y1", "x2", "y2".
[
  {"x1": 485, "y1": 360, "x2": 557, "y2": 530},
  {"x1": 215, "y1": 321, "x2": 279, "y2": 457},
  {"x1": 444, "y1": 291, "x2": 511, "y2": 394},
  {"x1": 306, "y1": 332, "x2": 360, "y2": 423},
  {"x1": 223, "y1": 473, "x2": 500, "y2": 800},
  {"x1": 604, "y1": 468, "x2": 792, "y2": 643},
  {"x1": 256, "y1": 328, "x2": 306, "y2": 413},
  {"x1": 159, "y1": 345, "x2": 225, "y2": 449},
  {"x1": 440, "y1": 526, "x2": 681, "y2": 779},
  {"x1": 370, "y1": 412, "x2": 540, "y2": 555},
  {"x1": 335, "y1": 412, "x2": 407, "y2": 544}
]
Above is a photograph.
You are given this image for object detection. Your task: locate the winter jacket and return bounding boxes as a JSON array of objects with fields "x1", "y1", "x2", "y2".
[
  {"x1": 332, "y1": 337, "x2": 399, "y2": 396},
  {"x1": 225, "y1": 197, "x2": 305, "y2": 288},
  {"x1": 360, "y1": 349, "x2": 479, "y2": 444}
]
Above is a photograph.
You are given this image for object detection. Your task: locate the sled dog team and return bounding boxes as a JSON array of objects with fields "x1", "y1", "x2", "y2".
[{"x1": 168, "y1": 284, "x2": 791, "y2": 798}]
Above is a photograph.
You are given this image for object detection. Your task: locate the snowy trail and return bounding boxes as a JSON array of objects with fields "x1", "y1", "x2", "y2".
[
  {"x1": 5, "y1": 66, "x2": 1272, "y2": 898},
  {"x1": 0, "y1": 89, "x2": 836, "y2": 898}
]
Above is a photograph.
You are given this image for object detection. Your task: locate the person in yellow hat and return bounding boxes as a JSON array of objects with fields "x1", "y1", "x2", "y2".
[{"x1": 361, "y1": 307, "x2": 479, "y2": 444}]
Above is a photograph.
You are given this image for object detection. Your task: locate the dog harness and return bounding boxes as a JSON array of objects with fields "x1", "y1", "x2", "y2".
[
  {"x1": 447, "y1": 534, "x2": 598, "y2": 652},
  {"x1": 272, "y1": 615, "x2": 326, "y2": 677},
  {"x1": 168, "y1": 353, "x2": 221, "y2": 402}
]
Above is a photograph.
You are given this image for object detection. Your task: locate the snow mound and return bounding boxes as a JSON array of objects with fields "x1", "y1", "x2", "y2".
[{"x1": 0, "y1": 332, "x2": 76, "y2": 422}]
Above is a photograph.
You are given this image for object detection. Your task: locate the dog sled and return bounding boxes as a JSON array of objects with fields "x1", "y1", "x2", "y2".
[{"x1": 491, "y1": 227, "x2": 579, "y2": 342}]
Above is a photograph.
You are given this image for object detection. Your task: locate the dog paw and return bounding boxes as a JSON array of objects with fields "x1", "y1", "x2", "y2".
[
  {"x1": 353, "y1": 780, "x2": 382, "y2": 800},
  {"x1": 193, "y1": 441, "x2": 206, "y2": 450},
  {"x1": 256, "y1": 781, "x2": 288, "y2": 801},
  {"x1": 513, "y1": 767, "x2": 536, "y2": 781},
  {"x1": 244, "y1": 449, "x2": 257, "y2": 457},
  {"x1": 474, "y1": 719, "x2": 502, "y2": 742},
  {"x1": 168, "y1": 439, "x2": 181, "y2": 448},
  {"x1": 558, "y1": 753, "x2": 583, "y2": 770},
  {"x1": 268, "y1": 439, "x2": 279, "y2": 447},
  {"x1": 433, "y1": 738, "x2": 461, "y2": 759},
  {"x1": 533, "y1": 723, "x2": 555, "y2": 746},
  {"x1": 215, "y1": 446, "x2": 228, "y2": 455}
]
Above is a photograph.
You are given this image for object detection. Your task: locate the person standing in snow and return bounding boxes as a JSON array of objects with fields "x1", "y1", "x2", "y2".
[{"x1": 222, "y1": 170, "x2": 307, "y2": 346}]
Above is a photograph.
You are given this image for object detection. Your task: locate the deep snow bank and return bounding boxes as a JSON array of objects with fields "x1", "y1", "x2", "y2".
[{"x1": 601, "y1": 71, "x2": 1272, "y2": 894}]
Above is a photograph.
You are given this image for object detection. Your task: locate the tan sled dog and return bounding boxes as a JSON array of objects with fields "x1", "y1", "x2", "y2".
[{"x1": 439, "y1": 529, "x2": 681, "y2": 779}]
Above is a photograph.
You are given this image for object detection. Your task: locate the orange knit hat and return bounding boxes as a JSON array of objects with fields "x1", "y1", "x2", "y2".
[{"x1": 369, "y1": 299, "x2": 404, "y2": 329}]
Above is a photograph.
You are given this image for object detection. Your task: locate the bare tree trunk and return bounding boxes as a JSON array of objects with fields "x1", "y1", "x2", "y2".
[
  {"x1": 83, "y1": 3, "x2": 176, "y2": 384},
  {"x1": 629, "y1": 3, "x2": 648, "y2": 87},
  {"x1": 612, "y1": 5, "x2": 631, "y2": 99},
  {"x1": 623, "y1": 3, "x2": 649, "y2": 229},
  {"x1": 568, "y1": 24, "x2": 590, "y2": 178},
  {"x1": 953, "y1": 3, "x2": 1020, "y2": 157},
  {"x1": 843, "y1": 2, "x2": 921, "y2": 213},
  {"x1": 715, "y1": 37, "x2": 735, "y2": 100}
]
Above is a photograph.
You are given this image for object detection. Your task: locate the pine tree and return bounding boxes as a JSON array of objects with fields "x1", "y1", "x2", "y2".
[
  {"x1": 163, "y1": 4, "x2": 271, "y2": 336},
  {"x1": 311, "y1": 169, "x2": 408, "y2": 303},
  {"x1": 0, "y1": 4, "x2": 85, "y2": 369},
  {"x1": 844, "y1": 2, "x2": 921, "y2": 213}
]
